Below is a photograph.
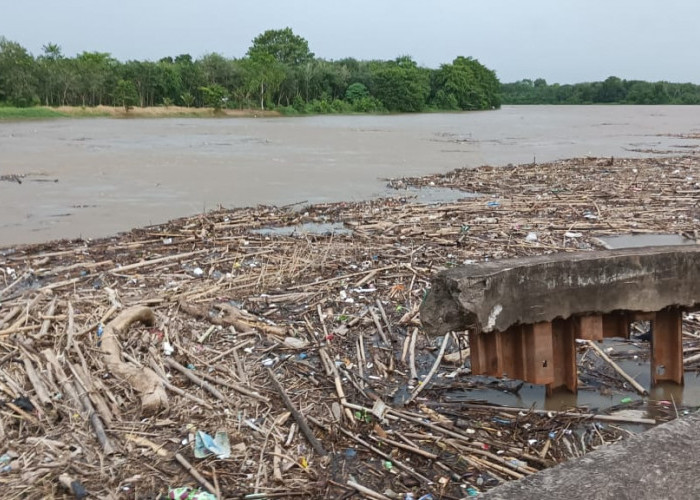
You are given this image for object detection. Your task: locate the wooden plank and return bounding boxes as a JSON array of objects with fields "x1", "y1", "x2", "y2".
[{"x1": 652, "y1": 308, "x2": 683, "y2": 385}]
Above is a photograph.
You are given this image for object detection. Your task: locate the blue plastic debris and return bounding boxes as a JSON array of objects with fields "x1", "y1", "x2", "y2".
[
  {"x1": 96, "y1": 324, "x2": 104, "y2": 346},
  {"x1": 193, "y1": 430, "x2": 231, "y2": 459},
  {"x1": 491, "y1": 417, "x2": 511, "y2": 425}
]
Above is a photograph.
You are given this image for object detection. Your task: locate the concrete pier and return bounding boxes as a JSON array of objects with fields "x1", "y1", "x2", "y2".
[{"x1": 421, "y1": 246, "x2": 700, "y2": 392}]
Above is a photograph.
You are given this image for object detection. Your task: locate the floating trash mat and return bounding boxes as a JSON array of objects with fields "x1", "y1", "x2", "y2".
[
  {"x1": 594, "y1": 233, "x2": 697, "y2": 249},
  {"x1": 381, "y1": 185, "x2": 479, "y2": 204},
  {"x1": 250, "y1": 222, "x2": 352, "y2": 237},
  {"x1": 251, "y1": 187, "x2": 475, "y2": 238}
]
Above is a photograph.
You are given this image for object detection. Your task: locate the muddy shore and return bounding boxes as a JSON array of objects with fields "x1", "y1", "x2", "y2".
[{"x1": 1, "y1": 154, "x2": 699, "y2": 498}]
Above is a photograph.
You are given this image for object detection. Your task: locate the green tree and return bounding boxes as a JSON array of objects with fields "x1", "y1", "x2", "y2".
[
  {"x1": 432, "y1": 56, "x2": 500, "y2": 110},
  {"x1": 75, "y1": 51, "x2": 116, "y2": 106},
  {"x1": 114, "y1": 79, "x2": 139, "y2": 111},
  {"x1": 369, "y1": 56, "x2": 430, "y2": 112},
  {"x1": 651, "y1": 82, "x2": 670, "y2": 104},
  {"x1": 275, "y1": 63, "x2": 301, "y2": 106},
  {"x1": 247, "y1": 27, "x2": 314, "y2": 66},
  {"x1": 433, "y1": 89, "x2": 459, "y2": 110},
  {"x1": 241, "y1": 53, "x2": 285, "y2": 109},
  {"x1": 174, "y1": 54, "x2": 203, "y2": 106},
  {"x1": 156, "y1": 59, "x2": 184, "y2": 105},
  {"x1": 120, "y1": 60, "x2": 163, "y2": 107},
  {"x1": 180, "y1": 91, "x2": 195, "y2": 107},
  {"x1": 37, "y1": 43, "x2": 63, "y2": 106},
  {"x1": 198, "y1": 52, "x2": 239, "y2": 87},
  {"x1": 597, "y1": 76, "x2": 626, "y2": 102},
  {"x1": 199, "y1": 84, "x2": 228, "y2": 110},
  {"x1": 500, "y1": 79, "x2": 536, "y2": 104},
  {"x1": 308, "y1": 60, "x2": 350, "y2": 101},
  {"x1": 244, "y1": 28, "x2": 316, "y2": 108},
  {"x1": 674, "y1": 82, "x2": 700, "y2": 104},
  {"x1": 0, "y1": 37, "x2": 38, "y2": 106},
  {"x1": 345, "y1": 82, "x2": 369, "y2": 102}
]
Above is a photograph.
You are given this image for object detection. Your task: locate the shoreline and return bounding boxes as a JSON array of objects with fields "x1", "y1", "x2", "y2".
[
  {"x1": 0, "y1": 104, "x2": 282, "y2": 120},
  {"x1": 2, "y1": 153, "x2": 699, "y2": 252}
]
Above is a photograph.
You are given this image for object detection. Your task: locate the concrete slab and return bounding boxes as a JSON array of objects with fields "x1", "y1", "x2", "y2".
[
  {"x1": 421, "y1": 246, "x2": 700, "y2": 336},
  {"x1": 481, "y1": 410, "x2": 700, "y2": 500}
]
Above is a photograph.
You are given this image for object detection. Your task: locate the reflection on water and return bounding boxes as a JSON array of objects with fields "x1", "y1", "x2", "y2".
[
  {"x1": 250, "y1": 222, "x2": 352, "y2": 237},
  {"x1": 383, "y1": 186, "x2": 479, "y2": 204},
  {"x1": 444, "y1": 338, "x2": 700, "y2": 422},
  {"x1": 248, "y1": 187, "x2": 475, "y2": 237}
]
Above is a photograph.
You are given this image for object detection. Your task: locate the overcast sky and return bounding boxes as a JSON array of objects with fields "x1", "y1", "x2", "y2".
[{"x1": 2, "y1": 0, "x2": 699, "y2": 84}]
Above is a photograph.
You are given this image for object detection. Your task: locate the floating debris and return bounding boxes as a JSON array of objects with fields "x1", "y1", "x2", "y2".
[{"x1": 1, "y1": 155, "x2": 699, "y2": 498}]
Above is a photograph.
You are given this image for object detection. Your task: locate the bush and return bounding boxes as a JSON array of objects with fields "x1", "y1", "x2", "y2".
[
  {"x1": 278, "y1": 105, "x2": 300, "y2": 116},
  {"x1": 330, "y1": 99, "x2": 351, "y2": 113},
  {"x1": 433, "y1": 89, "x2": 459, "y2": 110},
  {"x1": 292, "y1": 96, "x2": 306, "y2": 113},
  {"x1": 308, "y1": 98, "x2": 332, "y2": 113},
  {"x1": 352, "y1": 96, "x2": 385, "y2": 113},
  {"x1": 345, "y1": 82, "x2": 369, "y2": 102}
]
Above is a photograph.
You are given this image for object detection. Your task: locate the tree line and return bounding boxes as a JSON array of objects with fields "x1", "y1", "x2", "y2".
[
  {"x1": 0, "y1": 28, "x2": 501, "y2": 113},
  {"x1": 501, "y1": 76, "x2": 700, "y2": 105}
]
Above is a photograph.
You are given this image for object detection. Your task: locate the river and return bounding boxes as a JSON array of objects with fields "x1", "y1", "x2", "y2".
[{"x1": 1, "y1": 105, "x2": 700, "y2": 245}]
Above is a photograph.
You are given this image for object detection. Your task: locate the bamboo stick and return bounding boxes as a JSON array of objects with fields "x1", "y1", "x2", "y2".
[
  {"x1": 265, "y1": 367, "x2": 326, "y2": 457},
  {"x1": 586, "y1": 340, "x2": 648, "y2": 395},
  {"x1": 404, "y1": 333, "x2": 450, "y2": 404}
]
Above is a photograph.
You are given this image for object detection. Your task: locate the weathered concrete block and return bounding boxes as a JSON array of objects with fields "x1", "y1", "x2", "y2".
[
  {"x1": 421, "y1": 245, "x2": 700, "y2": 336},
  {"x1": 481, "y1": 409, "x2": 700, "y2": 500}
]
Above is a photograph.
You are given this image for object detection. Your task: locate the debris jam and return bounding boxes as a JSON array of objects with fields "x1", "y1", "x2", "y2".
[{"x1": 1, "y1": 155, "x2": 699, "y2": 499}]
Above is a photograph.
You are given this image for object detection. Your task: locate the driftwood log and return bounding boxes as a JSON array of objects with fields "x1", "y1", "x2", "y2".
[{"x1": 100, "y1": 306, "x2": 168, "y2": 415}]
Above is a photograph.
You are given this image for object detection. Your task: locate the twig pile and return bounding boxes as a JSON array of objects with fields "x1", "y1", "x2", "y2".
[{"x1": 1, "y1": 155, "x2": 699, "y2": 499}]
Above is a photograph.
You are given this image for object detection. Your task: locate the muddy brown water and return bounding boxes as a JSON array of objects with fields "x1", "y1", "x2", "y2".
[
  {"x1": 3, "y1": 105, "x2": 700, "y2": 417},
  {"x1": 2, "y1": 105, "x2": 700, "y2": 246},
  {"x1": 445, "y1": 340, "x2": 700, "y2": 420}
]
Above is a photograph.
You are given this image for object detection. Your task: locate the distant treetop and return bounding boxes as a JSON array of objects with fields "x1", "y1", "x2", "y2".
[{"x1": 246, "y1": 28, "x2": 314, "y2": 66}]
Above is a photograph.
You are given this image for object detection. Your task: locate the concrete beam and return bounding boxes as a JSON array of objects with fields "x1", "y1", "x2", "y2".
[{"x1": 421, "y1": 245, "x2": 700, "y2": 336}]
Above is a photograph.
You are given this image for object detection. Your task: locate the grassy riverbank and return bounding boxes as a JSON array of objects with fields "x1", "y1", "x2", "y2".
[
  {"x1": 0, "y1": 105, "x2": 281, "y2": 120},
  {"x1": 0, "y1": 106, "x2": 69, "y2": 119}
]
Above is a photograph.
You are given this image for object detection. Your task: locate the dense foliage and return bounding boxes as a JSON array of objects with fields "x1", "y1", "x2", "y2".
[
  {"x1": 0, "y1": 29, "x2": 501, "y2": 114},
  {"x1": 501, "y1": 76, "x2": 700, "y2": 105}
]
